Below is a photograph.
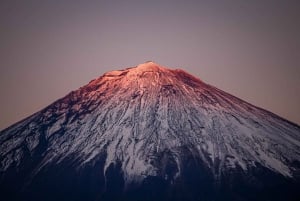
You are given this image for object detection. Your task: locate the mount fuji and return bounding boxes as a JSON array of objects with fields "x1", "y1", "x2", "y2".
[{"x1": 1, "y1": 61, "x2": 299, "y2": 201}]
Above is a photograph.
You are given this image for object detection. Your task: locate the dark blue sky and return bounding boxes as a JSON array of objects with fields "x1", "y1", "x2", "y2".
[{"x1": 0, "y1": 0, "x2": 299, "y2": 129}]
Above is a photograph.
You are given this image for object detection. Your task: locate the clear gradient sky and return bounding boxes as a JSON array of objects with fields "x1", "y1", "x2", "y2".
[{"x1": 0, "y1": 0, "x2": 299, "y2": 130}]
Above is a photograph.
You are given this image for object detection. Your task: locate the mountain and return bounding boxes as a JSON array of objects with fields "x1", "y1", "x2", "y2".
[{"x1": 0, "y1": 61, "x2": 299, "y2": 201}]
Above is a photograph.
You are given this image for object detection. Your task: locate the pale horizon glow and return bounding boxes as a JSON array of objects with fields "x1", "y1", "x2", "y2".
[{"x1": 0, "y1": 0, "x2": 299, "y2": 130}]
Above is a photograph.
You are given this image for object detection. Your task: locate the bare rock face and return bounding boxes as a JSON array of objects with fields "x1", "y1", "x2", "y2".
[{"x1": 1, "y1": 61, "x2": 300, "y2": 201}]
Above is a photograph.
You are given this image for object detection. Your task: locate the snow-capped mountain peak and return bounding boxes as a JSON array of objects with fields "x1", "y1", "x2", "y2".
[{"x1": 0, "y1": 62, "x2": 299, "y2": 201}]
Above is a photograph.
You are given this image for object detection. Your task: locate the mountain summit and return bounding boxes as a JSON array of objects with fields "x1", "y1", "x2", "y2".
[
  {"x1": 132, "y1": 61, "x2": 165, "y2": 71},
  {"x1": 1, "y1": 62, "x2": 299, "y2": 201}
]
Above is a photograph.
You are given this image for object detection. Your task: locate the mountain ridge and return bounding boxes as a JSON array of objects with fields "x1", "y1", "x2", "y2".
[{"x1": 2, "y1": 61, "x2": 298, "y2": 131}]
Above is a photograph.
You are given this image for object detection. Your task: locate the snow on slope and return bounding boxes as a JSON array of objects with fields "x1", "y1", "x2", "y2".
[{"x1": 0, "y1": 61, "x2": 300, "y2": 185}]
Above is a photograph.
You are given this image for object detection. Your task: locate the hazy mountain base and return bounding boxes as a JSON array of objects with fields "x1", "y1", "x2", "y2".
[{"x1": 1, "y1": 148, "x2": 299, "y2": 201}]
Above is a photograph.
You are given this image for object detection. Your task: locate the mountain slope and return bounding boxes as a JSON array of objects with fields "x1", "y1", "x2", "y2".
[{"x1": 1, "y1": 61, "x2": 300, "y2": 201}]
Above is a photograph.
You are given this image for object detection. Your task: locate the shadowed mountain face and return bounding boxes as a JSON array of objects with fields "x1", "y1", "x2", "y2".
[{"x1": 1, "y1": 61, "x2": 300, "y2": 201}]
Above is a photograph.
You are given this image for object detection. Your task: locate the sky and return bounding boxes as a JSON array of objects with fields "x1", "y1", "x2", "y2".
[{"x1": 0, "y1": 0, "x2": 299, "y2": 130}]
